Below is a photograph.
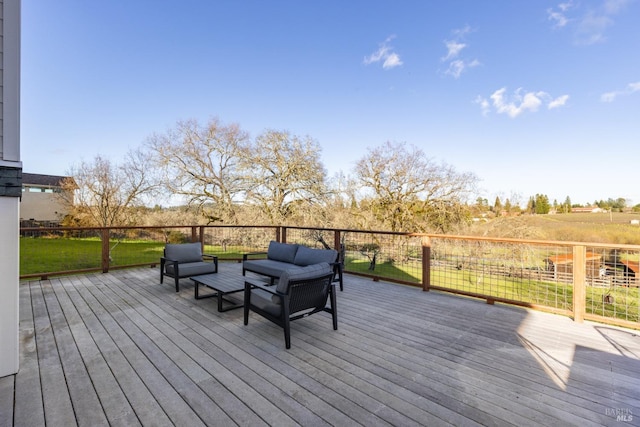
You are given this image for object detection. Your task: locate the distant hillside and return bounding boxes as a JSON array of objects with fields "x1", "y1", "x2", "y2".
[{"x1": 462, "y1": 212, "x2": 640, "y2": 245}]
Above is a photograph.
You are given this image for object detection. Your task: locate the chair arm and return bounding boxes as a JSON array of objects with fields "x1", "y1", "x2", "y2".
[
  {"x1": 245, "y1": 279, "x2": 280, "y2": 294},
  {"x1": 160, "y1": 257, "x2": 180, "y2": 267},
  {"x1": 244, "y1": 279, "x2": 288, "y2": 303},
  {"x1": 160, "y1": 257, "x2": 180, "y2": 278},
  {"x1": 202, "y1": 254, "x2": 219, "y2": 272},
  {"x1": 242, "y1": 252, "x2": 268, "y2": 261}
]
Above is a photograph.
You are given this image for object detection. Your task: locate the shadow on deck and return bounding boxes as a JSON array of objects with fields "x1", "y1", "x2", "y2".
[{"x1": 1, "y1": 263, "x2": 639, "y2": 426}]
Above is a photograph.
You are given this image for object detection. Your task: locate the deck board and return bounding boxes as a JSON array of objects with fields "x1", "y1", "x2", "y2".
[{"x1": 2, "y1": 263, "x2": 640, "y2": 426}]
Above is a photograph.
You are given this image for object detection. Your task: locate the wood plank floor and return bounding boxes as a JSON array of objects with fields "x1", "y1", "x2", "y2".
[{"x1": 2, "y1": 263, "x2": 639, "y2": 426}]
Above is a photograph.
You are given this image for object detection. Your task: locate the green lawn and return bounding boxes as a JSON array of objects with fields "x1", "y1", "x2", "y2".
[
  {"x1": 20, "y1": 237, "x2": 251, "y2": 275},
  {"x1": 344, "y1": 255, "x2": 638, "y2": 322}
]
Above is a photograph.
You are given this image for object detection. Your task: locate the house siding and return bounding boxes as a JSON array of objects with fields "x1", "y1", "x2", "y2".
[
  {"x1": 1, "y1": 0, "x2": 4, "y2": 160},
  {"x1": 1, "y1": 0, "x2": 21, "y2": 162},
  {"x1": 0, "y1": 0, "x2": 21, "y2": 378}
]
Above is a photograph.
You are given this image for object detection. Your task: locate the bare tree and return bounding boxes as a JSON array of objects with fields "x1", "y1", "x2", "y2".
[
  {"x1": 354, "y1": 141, "x2": 477, "y2": 232},
  {"x1": 243, "y1": 130, "x2": 328, "y2": 225},
  {"x1": 59, "y1": 150, "x2": 160, "y2": 227},
  {"x1": 146, "y1": 117, "x2": 249, "y2": 224}
]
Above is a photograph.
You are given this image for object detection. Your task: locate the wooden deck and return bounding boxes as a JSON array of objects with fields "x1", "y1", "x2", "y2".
[{"x1": 2, "y1": 263, "x2": 639, "y2": 426}]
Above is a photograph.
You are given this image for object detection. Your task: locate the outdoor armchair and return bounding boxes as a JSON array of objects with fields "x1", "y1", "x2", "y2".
[
  {"x1": 243, "y1": 263, "x2": 337, "y2": 349},
  {"x1": 160, "y1": 242, "x2": 218, "y2": 292}
]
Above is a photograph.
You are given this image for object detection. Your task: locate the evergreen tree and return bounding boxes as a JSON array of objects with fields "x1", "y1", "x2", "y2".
[
  {"x1": 494, "y1": 196, "x2": 502, "y2": 213},
  {"x1": 526, "y1": 196, "x2": 535, "y2": 214},
  {"x1": 563, "y1": 196, "x2": 572, "y2": 213},
  {"x1": 504, "y1": 198, "x2": 512, "y2": 213},
  {"x1": 534, "y1": 194, "x2": 551, "y2": 214}
]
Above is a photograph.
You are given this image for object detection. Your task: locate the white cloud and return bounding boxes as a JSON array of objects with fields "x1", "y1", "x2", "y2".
[
  {"x1": 558, "y1": 1, "x2": 574, "y2": 12},
  {"x1": 600, "y1": 81, "x2": 640, "y2": 102},
  {"x1": 477, "y1": 87, "x2": 569, "y2": 118},
  {"x1": 364, "y1": 36, "x2": 403, "y2": 70},
  {"x1": 601, "y1": 91, "x2": 618, "y2": 102},
  {"x1": 576, "y1": 12, "x2": 613, "y2": 44},
  {"x1": 474, "y1": 95, "x2": 491, "y2": 116},
  {"x1": 382, "y1": 52, "x2": 402, "y2": 69},
  {"x1": 452, "y1": 25, "x2": 472, "y2": 38},
  {"x1": 441, "y1": 26, "x2": 479, "y2": 79},
  {"x1": 547, "y1": 1, "x2": 574, "y2": 27},
  {"x1": 442, "y1": 41, "x2": 466, "y2": 61},
  {"x1": 548, "y1": 10, "x2": 569, "y2": 28},
  {"x1": 445, "y1": 59, "x2": 480, "y2": 79},
  {"x1": 548, "y1": 94, "x2": 570, "y2": 109},
  {"x1": 549, "y1": 0, "x2": 632, "y2": 45},
  {"x1": 492, "y1": 88, "x2": 543, "y2": 118}
]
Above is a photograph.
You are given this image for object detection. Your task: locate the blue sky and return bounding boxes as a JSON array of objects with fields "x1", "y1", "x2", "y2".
[{"x1": 21, "y1": 0, "x2": 640, "y2": 206}]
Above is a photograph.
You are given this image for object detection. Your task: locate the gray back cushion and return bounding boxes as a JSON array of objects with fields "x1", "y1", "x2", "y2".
[
  {"x1": 293, "y1": 245, "x2": 338, "y2": 266},
  {"x1": 276, "y1": 262, "x2": 333, "y2": 294},
  {"x1": 267, "y1": 241, "x2": 299, "y2": 263},
  {"x1": 164, "y1": 242, "x2": 203, "y2": 263}
]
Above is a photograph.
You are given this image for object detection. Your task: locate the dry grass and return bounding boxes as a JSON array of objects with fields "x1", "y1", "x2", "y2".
[{"x1": 464, "y1": 212, "x2": 640, "y2": 244}]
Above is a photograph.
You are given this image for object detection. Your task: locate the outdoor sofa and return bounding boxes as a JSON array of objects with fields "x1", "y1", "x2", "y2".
[{"x1": 243, "y1": 241, "x2": 343, "y2": 290}]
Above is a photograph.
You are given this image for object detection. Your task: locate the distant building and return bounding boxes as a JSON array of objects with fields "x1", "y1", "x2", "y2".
[
  {"x1": 618, "y1": 260, "x2": 640, "y2": 286},
  {"x1": 20, "y1": 173, "x2": 74, "y2": 222},
  {"x1": 544, "y1": 252, "x2": 602, "y2": 279},
  {"x1": 571, "y1": 206, "x2": 605, "y2": 213}
]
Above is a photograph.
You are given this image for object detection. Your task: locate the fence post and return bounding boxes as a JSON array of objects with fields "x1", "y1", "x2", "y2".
[
  {"x1": 101, "y1": 229, "x2": 110, "y2": 273},
  {"x1": 422, "y1": 236, "x2": 431, "y2": 292},
  {"x1": 199, "y1": 226, "x2": 205, "y2": 251},
  {"x1": 281, "y1": 227, "x2": 286, "y2": 243},
  {"x1": 190, "y1": 226, "x2": 198, "y2": 242},
  {"x1": 573, "y1": 245, "x2": 586, "y2": 323}
]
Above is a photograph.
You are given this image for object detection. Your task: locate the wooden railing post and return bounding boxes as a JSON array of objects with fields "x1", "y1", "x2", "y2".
[
  {"x1": 573, "y1": 245, "x2": 586, "y2": 323},
  {"x1": 280, "y1": 227, "x2": 286, "y2": 243},
  {"x1": 422, "y1": 236, "x2": 431, "y2": 292},
  {"x1": 199, "y1": 226, "x2": 205, "y2": 250},
  {"x1": 190, "y1": 226, "x2": 198, "y2": 243},
  {"x1": 101, "y1": 229, "x2": 110, "y2": 273}
]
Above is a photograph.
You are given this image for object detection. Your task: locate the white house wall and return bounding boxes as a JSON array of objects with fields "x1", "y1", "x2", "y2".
[
  {"x1": 0, "y1": 0, "x2": 22, "y2": 378},
  {"x1": 20, "y1": 189, "x2": 67, "y2": 221}
]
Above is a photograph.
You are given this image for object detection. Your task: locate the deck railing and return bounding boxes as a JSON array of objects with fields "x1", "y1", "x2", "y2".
[{"x1": 20, "y1": 225, "x2": 640, "y2": 330}]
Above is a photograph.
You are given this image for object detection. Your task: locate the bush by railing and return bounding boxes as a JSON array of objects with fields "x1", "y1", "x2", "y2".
[{"x1": 19, "y1": 224, "x2": 640, "y2": 330}]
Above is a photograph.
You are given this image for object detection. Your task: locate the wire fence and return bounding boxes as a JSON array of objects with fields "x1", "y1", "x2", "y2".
[{"x1": 19, "y1": 225, "x2": 640, "y2": 328}]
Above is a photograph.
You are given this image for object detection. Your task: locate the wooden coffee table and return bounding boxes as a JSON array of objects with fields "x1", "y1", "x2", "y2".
[{"x1": 190, "y1": 274, "x2": 244, "y2": 312}]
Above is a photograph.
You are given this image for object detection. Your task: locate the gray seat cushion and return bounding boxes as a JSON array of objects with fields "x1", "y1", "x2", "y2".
[
  {"x1": 293, "y1": 246, "x2": 337, "y2": 266},
  {"x1": 243, "y1": 259, "x2": 292, "y2": 278},
  {"x1": 267, "y1": 241, "x2": 299, "y2": 263},
  {"x1": 165, "y1": 261, "x2": 217, "y2": 277},
  {"x1": 249, "y1": 288, "x2": 282, "y2": 317},
  {"x1": 250, "y1": 263, "x2": 332, "y2": 316},
  {"x1": 164, "y1": 242, "x2": 203, "y2": 263}
]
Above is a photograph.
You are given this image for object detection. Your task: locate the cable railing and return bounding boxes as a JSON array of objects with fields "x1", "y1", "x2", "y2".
[{"x1": 20, "y1": 224, "x2": 640, "y2": 330}]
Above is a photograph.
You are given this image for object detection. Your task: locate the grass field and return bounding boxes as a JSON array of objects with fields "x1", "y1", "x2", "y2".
[
  {"x1": 20, "y1": 237, "x2": 248, "y2": 275},
  {"x1": 467, "y1": 212, "x2": 640, "y2": 244},
  {"x1": 345, "y1": 257, "x2": 639, "y2": 323}
]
